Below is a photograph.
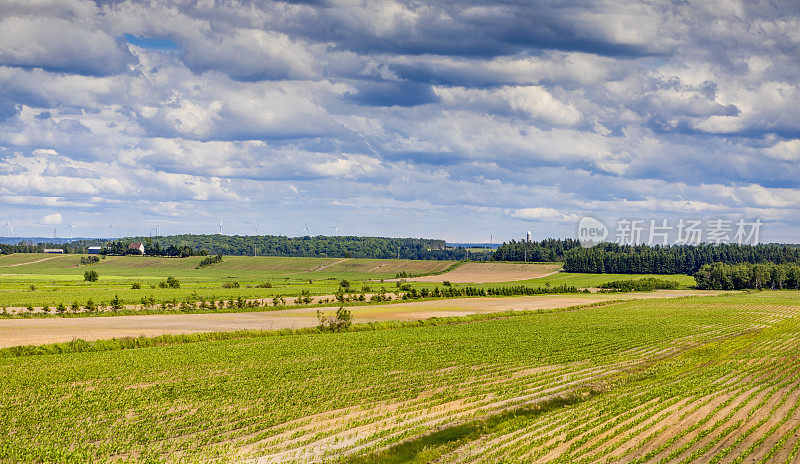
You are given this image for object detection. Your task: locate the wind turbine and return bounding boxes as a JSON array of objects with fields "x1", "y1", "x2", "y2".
[
  {"x1": 218, "y1": 220, "x2": 223, "y2": 235},
  {"x1": 149, "y1": 223, "x2": 160, "y2": 237},
  {"x1": 107, "y1": 224, "x2": 113, "y2": 237},
  {"x1": 302, "y1": 221, "x2": 309, "y2": 235},
  {"x1": 2, "y1": 222, "x2": 12, "y2": 237},
  {"x1": 332, "y1": 225, "x2": 340, "y2": 235},
  {"x1": 65, "y1": 222, "x2": 76, "y2": 241}
]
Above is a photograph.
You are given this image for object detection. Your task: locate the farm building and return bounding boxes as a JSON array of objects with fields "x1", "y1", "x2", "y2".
[
  {"x1": 43, "y1": 249, "x2": 64, "y2": 254},
  {"x1": 87, "y1": 246, "x2": 102, "y2": 254},
  {"x1": 128, "y1": 243, "x2": 145, "y2": 254}
]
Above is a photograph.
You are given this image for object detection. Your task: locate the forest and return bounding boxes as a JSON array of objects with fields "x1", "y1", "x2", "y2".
[
  {"x1": 693, "y1": 262, "x2": 800, "y2": 289},
  {"x1": 562, "y1": 243, "x2": 800, "y2": 274},
  {"x1": 490, "y1": 238, "x2": 582, "y2": 261},
  {"x1": 68, "y1": 235, "x2": 490, "y2": 260}
]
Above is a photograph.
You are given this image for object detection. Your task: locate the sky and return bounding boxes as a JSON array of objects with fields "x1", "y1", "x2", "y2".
[{"x1": 1, "y1": 0, "x2": 799, "y2": 243}]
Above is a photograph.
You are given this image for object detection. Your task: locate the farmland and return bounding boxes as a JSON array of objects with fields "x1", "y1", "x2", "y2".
[
  {"x1": 2, "y1": 292, "x2": 800, "y2": 463},
  {"x1": 0, "y1": 254, "x2": 694, "y2": 311}
]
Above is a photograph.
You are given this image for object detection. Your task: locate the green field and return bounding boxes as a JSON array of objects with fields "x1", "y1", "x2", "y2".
[
  {"x1": 0, "y1": 254, "x2": 455, "y2": 308},
  {"x1": 0, "y1": 254, "x2": 694, "y2": 310},
  {"x1": 2, "y1": 292, "x2": 800, "y2": 462}
]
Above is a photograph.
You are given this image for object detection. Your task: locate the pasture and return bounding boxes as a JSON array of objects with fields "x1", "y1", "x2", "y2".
[{"x1": 2, "y1": 292, "x2": 800, "y2": 463}]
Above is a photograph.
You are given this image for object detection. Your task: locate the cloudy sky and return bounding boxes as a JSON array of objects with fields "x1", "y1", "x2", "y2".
[{"x1": 1, "y1": 0, "x2": 799, "y2": 242}]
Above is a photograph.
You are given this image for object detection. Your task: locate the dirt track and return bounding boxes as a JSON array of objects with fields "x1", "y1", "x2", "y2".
[
  {"x1": 0, "y1": 290, "x2": 724, "y2": 348},
  {"x1": 400, "y1": 262, "x2": 563, "y2": 283}
]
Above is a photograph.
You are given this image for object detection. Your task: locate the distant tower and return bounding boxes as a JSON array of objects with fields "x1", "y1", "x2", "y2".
[{"x1": 526, "y1": 230, "x2": 532, "y2": 242}]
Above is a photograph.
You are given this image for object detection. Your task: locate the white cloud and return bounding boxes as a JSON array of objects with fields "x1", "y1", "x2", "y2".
[
  {"x1": 510, "y1": 208, "x2": 579, "y2": 222},
  {"x1": 42, "y1": 212, "x2": 62, "y2": 225}
]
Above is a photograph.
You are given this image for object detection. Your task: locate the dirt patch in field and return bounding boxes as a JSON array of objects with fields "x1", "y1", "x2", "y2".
[
  {"x1": 398, "y1": 262, "x2": 563, "y2": 283},
  {"x1": 0, "y1": 290, "x2": 724, "y2": 348}
]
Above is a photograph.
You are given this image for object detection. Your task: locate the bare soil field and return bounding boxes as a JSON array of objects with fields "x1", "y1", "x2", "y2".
[
  {"x1": 399, "y1": 262, "x2": 563, "y2": 283},
  {"x1": 0, "y1": 290, "x2": 723, "y2": 348}
]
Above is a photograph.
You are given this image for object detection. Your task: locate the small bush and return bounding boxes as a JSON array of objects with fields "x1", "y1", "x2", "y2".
[
  {"x1": 159, "y1": 276, "x2": 180, "y2": 288},
  {"x1": 84, "y1": 270, "x2": 99, "y2": 282},
  {"x1": 131, "y1": 282, "x2": 141, "y2": 289},
  {"x1": 442, "y1": 281, "x2": 451, "y2": 287},
  {"x1": 255, "y1": 282, "x2": 273, "y2": 288},
  {"x1": 222, "y1": 282, "x2": 240, "y2": 289},
  {"x1": 317, "y1": 306, "x2": 352, "y2": 332},
  {"x1": 80, "y1": 256, "x2": 100, "y2": 265},
  {"x1": 29, "y1": 284, "x2": 36, "y2": 292}
]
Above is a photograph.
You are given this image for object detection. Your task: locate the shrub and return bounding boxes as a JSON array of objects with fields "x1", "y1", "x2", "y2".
[
  {"x1": 85, "y1": 299, "x2": 96, "y2": 312},
  {"x1": 442, "y1": 281, "x2": 452, "y2": 287},
  {"x1": 222, "y1": 282, "x2": 240, "y2": 289},
  {"x1": 340, "y1": 279, "x2": 351, "y2": 289},
  {"x1": 316, "y1": 306, "x2": 352, "y2": 332},
  {"x1": 255, "y1": 282, "x2": 273, "y2": 288},
  {"x1": 84, "y1": 270, "x2": 99, "y2": 282},
  {"x1": 110, "y1": 294, "x2": 123, "y2": 310},
  {"x1": 80, "y1": 256, "x2": 100, "y2": 265},
  {"x1": 161, "y1": 276, "x2": 180, "y2": 288},
  {"x1": 131, "y1": 282, "x2": 141, "y2": 289},
  {"x1": 29, "y1": 284, "x2": 36, "y2": 291},
  {"x1": 196, "y1": 254, "x2": 223, "y2": 269}
]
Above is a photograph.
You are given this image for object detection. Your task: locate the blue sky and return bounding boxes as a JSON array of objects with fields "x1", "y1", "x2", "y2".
[{"x1": 0, "y1": 0, "x2": 799, "y2": 242}]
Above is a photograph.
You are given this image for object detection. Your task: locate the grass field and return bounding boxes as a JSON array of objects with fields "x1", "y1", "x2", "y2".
[
  {"x1": 0, "y1": 254, "x2": 696, "y2": 310},
  {"x1": 2, "y1": 292, "x2": 800, "y2": 463}
]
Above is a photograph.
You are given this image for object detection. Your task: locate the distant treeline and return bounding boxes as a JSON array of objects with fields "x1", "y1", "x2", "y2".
[
  {"x1": 694, "y1": 262, "x2": 800, "y2": 290},
  {"x1": 0, "y1": 243, "x2": 78, "y2": 254},
  {"x1": 491, "y1": 239, "x2": 582, "y2": 262},
  {"x1": 563, "y1": 243, "x2": 800, "y2": 274},
  {"x1": 73, "y1": 235, "x2": 491, "y2": 260}
]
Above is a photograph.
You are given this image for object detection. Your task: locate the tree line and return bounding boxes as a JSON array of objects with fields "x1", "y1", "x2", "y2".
[
  {"x1": 491, "y1": 238, "x2": 582, "y2": 262},
  {"x1": 74, "y1": 235, "x2": 491, "y2": 260},
  {"x1": 694, "y1": 262, "x2": 800, "y2": 290},
  {"x1": 562, "y1": 243, "x2": 800, "y2": 274},
  {"x1": 0, "y1": 243, "x2": 80, "y2": 254}
]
